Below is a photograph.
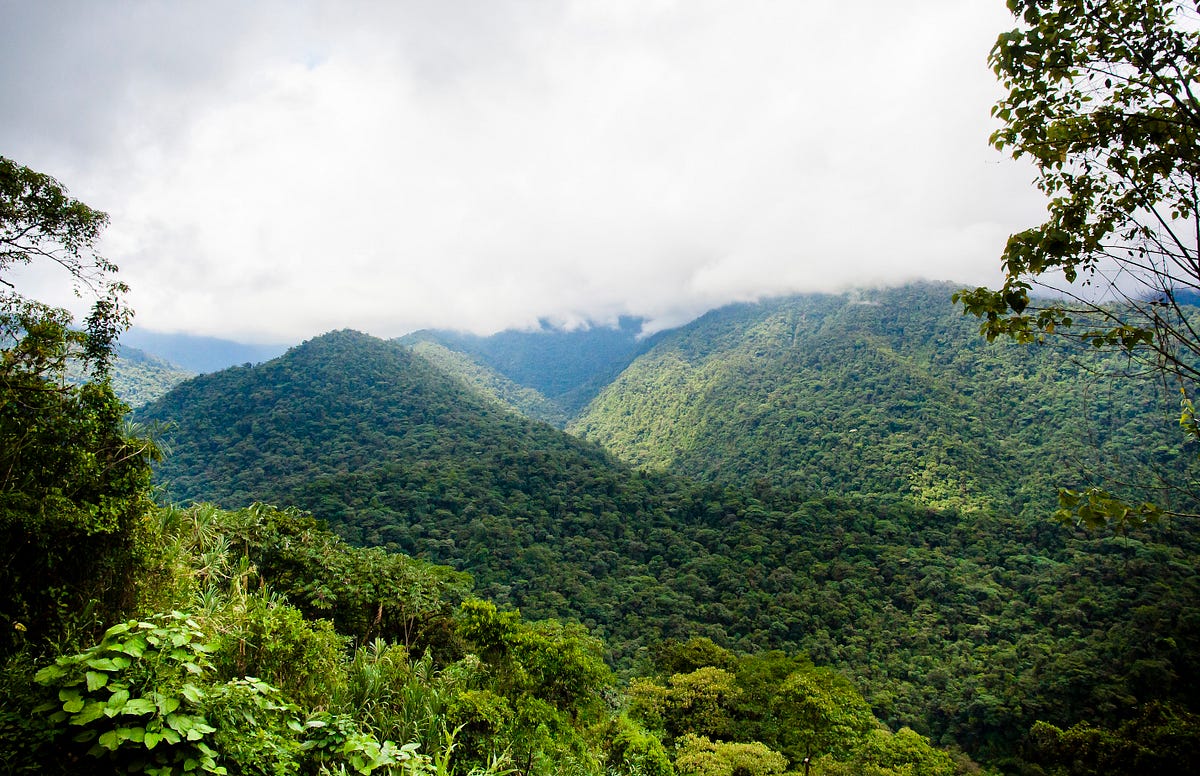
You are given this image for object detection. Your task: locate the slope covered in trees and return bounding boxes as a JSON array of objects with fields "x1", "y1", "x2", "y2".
[
  {"x1": 404, "y1": 338, "x2": 571, "y2": 426},
  {"x1": 135, "y1": 324, "x2": 1200, "y2": 769},
  {"x1": 64, "y1": 343, "x2": 194, "y2": 408},
  {"x1": 3, "y1": 153, "x2": 968, "y2": 776},
  {"x1": 569, "y1": 282, "x2": 1200, "y2": 518},
  {"x1": 400, "y1": 316, "x2": 656, "y2": 422}
]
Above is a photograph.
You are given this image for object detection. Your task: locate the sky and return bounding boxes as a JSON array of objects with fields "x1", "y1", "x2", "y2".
[{"x1": 0, "y1": 0, "x2": 1048, "y2": 344}]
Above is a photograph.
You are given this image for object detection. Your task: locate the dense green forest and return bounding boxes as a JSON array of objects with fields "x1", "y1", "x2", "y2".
[
  {"x1": 4, "y1": 153, "x2": 999, "y2": 776},
  {"x1": 6, "y1": 4, "x2": 1200, "y2": 767},
  {"x1": 569, "y1": 283, "x2": 1199, "y2": 519},
  {"x1": 133, "y1": 305, "x2": 1200, "y2": 771}
]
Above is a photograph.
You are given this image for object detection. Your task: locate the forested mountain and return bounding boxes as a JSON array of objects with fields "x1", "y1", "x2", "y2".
[
  {"x1": 570, "y1": 282, "x2": 1199, "y2": 518},
  {"x1": 136, "y1": 321, "x2": 1200, "y2": 769},
  {"x1": 109, "y1": 344, "x2": 195, "y2": 406},
  {"x1": 404, "y1": 338, "x2": 571, "y2": 426},
  {"x1": 399, "y1": 316, "x2": 655, "y2": 422},
  {"x1": 63, "y1": 343, "x2": 194, "y2": 407}
]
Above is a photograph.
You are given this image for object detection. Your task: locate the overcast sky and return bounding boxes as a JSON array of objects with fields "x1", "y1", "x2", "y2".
[{"x1": 1, "y1": 0, "x2": 1047, "y2": 344}]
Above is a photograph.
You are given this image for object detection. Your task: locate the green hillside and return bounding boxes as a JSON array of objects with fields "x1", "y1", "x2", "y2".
[
  {"x1": 134, "y1": 324, "x2": 1200, "y2": 768},
  {"x1": 400, "y1": 317, "x2": 655, "y2": 420},
  {"x1": 63, "y1": 343, "x2": 194, "y2": 408},
  {"x1": 569, "y1": 282, "x2": 1198, "y2": 518},
  {"x1": 405, "y1": 338, "x2": 570, "y2": 426}
]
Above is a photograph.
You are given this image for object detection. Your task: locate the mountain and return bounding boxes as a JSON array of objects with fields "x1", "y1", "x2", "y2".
[
  {"x1": 403, "y1": 338, "x2": 570, "y2": 426},
  {"x1": 399, "y1": 316, "x2": 656, "y2": 422},
  {"x1": 135, "y1": 323, "x2": 1200, "y2": 767},
  {"x1": 569, "y1": 282, "x2": 1199, "y2": 518},
  {"x1": 109, "y1": 344, "x2": 195, "y2": 407},
  {"x1": 120, "y1": 329, "x2": 289, "y2": 373},
  {"x1": 63, "y1": 343, "x2": 194, "y2": 408}
]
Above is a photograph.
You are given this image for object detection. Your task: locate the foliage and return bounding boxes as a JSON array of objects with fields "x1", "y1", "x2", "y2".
[
  {"x1": 672, "y1": 735, "x2": 786, "y2": 776},
  {"x1": 399, "y1": 315, "x2": 653, "y2": 419},
  {"x1": 405, "y1": 339, "x2": 569, "y2": 428},
  {"x1": 570, "y1": 284, "x2": 1199, "y2": 520},
  {"x1": 1, "y1": 154, "x2": 130, "y2": 374},
  {"x1": 0, "y1": 308, "x2": 159, "y2": 656},
  {"x1": 454, "y1": 599, "x2": 614, "y2": 774},
  {"x1": 25, "y1": 609, "x2": 444, "y2": 776},
  {"x1": 205, "y1": 592, "x2": 347, "y2": 712},
  {"x1": 954, "y1": 0, "x2": 1200, "y2": 519},
  {"x1": 1025, "y1": 701, "x2": 1200, "y2": 775},
  {"x1": 826, "y1": 727, "x2": 958, "y2": 776},
  {"x1": 31, "y1": 612, "x2": 226, "y2": 775},
  {"x1": 135, "y1": 308, "x2": 1200, "y2": 769},
  {"x1": 603, "y1": 715, "x2": 674, "y2": 776},
  {"x1": 77, "y1": 344, "x2": 195, "y2": 408},
  {"x1": 0, "y1": 157, "x2": 157, "y2": 657},
  {"x1": 771, "y1": 667, "x2": 875, "y2": 762}
]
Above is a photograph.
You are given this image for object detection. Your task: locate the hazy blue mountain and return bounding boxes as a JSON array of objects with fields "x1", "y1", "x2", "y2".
[
  {"x1": 121, "y1": 329, "x2": 290, "y2": 374},
  {"x1": 399, "y1": 316, "x2": 658, "y2": 418}
]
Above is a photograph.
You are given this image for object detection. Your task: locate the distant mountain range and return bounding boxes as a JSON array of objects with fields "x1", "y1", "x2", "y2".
[
  {"x1": 399, "y1": 316, "x2": 656, "y2": 423},
  {"x1": 120, "y1": 329, "x2": 289, "y2": 374}
]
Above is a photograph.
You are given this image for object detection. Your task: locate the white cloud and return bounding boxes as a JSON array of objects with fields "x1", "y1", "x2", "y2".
[{"x1": 0, "y1": 0, "x2": 1046, "y2": 342}]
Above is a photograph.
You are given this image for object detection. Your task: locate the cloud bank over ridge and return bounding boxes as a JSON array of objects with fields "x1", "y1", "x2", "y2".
[{"x1": 0, "y1": 0, "x2": 1045, "y2": 342}]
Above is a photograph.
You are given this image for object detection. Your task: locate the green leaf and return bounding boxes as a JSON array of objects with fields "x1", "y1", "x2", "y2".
[
  {"x1": 114, "y1": 636, "x2": 148, "y2": 658},
  {"x1": 86, "y1": 671, "x2": 109, "y2": 692},
  {"x1": 105, "y1": 688, "x2": 131, "y2": 716},
  {"x1": 98, "y1": 728, "x2": 124, "y2": 750},
  {"x1": 34, "y1": 664, "x2": 66, "y2": 684},
  {"x1": 156, "y1": 694, "x2": 180, "y2": 715},
  {"x1": 70, "y1": 701, "x2": 108, "y2": 726},
  {"x1": 121, "y1": 698, "x2": 157, "y2": 716}
]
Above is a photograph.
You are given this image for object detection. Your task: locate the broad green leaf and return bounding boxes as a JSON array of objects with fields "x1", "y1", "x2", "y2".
[
  {"x1": 34, "y1": 664, "x2": 66, "y2": 684},
  {"x1": 70, "y1": 701, "x2": 107, "y2": 726},
  {"x1": 121, "y1": 698, "x2": 157, "y2": 716},
  {"x1": 105, "y1": 688, "x2": 131, "y2": 715},
  {"x1": 86, "y1": 671, "x2": 109, "y2": 692}
]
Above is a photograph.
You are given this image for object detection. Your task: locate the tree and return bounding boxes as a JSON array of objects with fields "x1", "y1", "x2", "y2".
[
  {"x1": 0, "y1": 157, "x2": 152, "y2": 656},
  {"x1": 1, "y1": 155, "x2": 130, "y2": 375},
  {"x1": 770, "y1": 667, "x2": 874, "y2": 763},
  {"x1": 955, "y1": 1, "x2": 1200, "y2": 525}
]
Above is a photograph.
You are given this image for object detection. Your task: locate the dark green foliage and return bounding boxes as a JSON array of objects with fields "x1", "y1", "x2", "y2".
[
  {"x1": 1026, "y1": 702, "x2": 1200, "y2": 776},
  {"x1": 31, "y1": 613, "x2": 226, "y2": 775},
  {"x1": 1, "y1": 307, "x2": 159, "y2": 657},
  {"x1": 603, "y1": 715, "x2": 674, "y2": 776},
  {"x1": 170, "y1": 503, "x2": 472, "y2": 653}
]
